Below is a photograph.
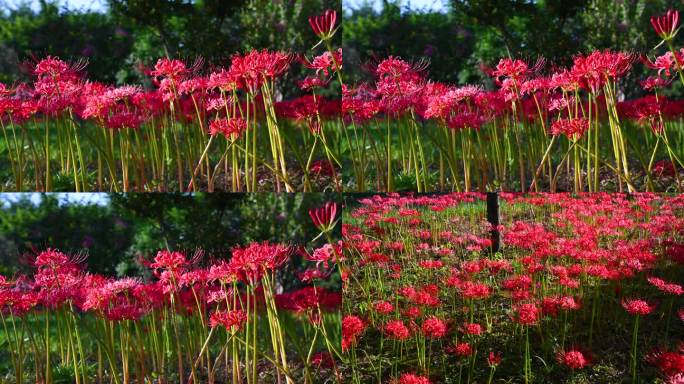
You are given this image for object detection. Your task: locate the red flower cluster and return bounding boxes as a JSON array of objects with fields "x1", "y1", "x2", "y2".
[
  {"x1": 0, "y1": 201, "x2": 342, "y2": 383},
  {"x1": 209, "y1": 309, "x2": 248, "y2": 332},
  {"x1": 208, "y1": 117, "x2": 247, "y2": 140},
  {"x1": 557, "y1": 349, "x2": 591, "y2": 370},
  {"x1": 622, "y1": 298, "x2": 656, "y2": 316},
  {"x1": 343, "y1": 193, "x2": 684, "y2": 382},
  {"x1": 550, "y1": 118, "x2": 589, "y2": 140},
  {"x1": 1, "y1": 241, "x2": 340, "y2": 324},
  {"x1": 342, "y1": 315, "x2": 366, "y2": 351}
]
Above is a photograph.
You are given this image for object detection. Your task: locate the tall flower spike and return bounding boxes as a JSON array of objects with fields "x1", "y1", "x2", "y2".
[
  {"x1": 309, "y1": 9, "x2": 338, "y2": 41},
  {"x1": 651, "y1": 9, "x2": 679, "y2": 42}
]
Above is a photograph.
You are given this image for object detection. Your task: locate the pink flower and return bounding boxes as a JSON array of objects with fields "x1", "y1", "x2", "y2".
[{"x1": 647, "y1": 277, "x2": 683, "y2": 296}]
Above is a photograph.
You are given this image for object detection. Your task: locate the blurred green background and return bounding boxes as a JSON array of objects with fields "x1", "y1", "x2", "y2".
[
  {"x1": 344, "y1": 0, "x2": 684, "y2": 97},
  {"x1": 0, "y1": 193, "x2": 341, "y2": 289}
]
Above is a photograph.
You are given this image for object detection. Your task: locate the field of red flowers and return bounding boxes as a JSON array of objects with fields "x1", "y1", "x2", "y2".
[
  {"x1": 342, "y1": 193, "x2": 684, "y2": 383},
  {"x1": 342, "y1": 10, "x2": 684, "y2": 193},
  {"x1": 0, "y1": 10, "x2": 341, "y2": 193},
  {"x1": 0, "y1": 202, "x2": 342, "y2": 384}
]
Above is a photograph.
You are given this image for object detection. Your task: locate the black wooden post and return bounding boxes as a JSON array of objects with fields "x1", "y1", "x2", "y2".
[{"x1": 487, "y1": 192, "x2": 500, "y2": 254}]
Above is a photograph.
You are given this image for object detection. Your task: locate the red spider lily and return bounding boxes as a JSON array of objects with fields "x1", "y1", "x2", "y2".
[
  {"x1": 309, "y1": 201, "x2": 338, "y2": 233},
  {"x1": 570, "y1": 50, "x2": 634, "y2": 92},
  {"x1": 229, "y1": 242, "x2": 291, "y2": 284},
  {"x1": 647, "y1": 277, "x2": 683, "y2": 295},
  {"x1": 342, "y1": 315, "x2": 366, "y2": 351},
  {"x1": 622, "y1": 298, "x2": 656, "y2": 316},
  {"x1": 396, "y1": 373, "x2": 432, "y2": 384},
  {"x1": 460, "y1": 322, "x2": 483, "y2": 336},
  {"x1": 150, "y1": 58, "x2": 188, "y2": 81},
  {"x1": 299, "y1": 76, "x2": 330, "y2": 91},
  {"x1": 374, "y1": 300, "x2": 394, "y2": 315},
  {"x1": 641, "y1": 76, "x2": 673, "y2": 90},
  {"x1": 229, "y1": 49, "x2": 293, "y2": 92},
  {"x1": 209, "y1": 309, "x2": 248, "y2": 332},
  {"x1": 209, "y1": 117, "x2": 247, "y2": 140},
  {"x1": 309, "y1": 159, "x2": 336, "y2": 177},
  {"x1": 33, "y1": 248, "x2": 82, "y2": 269},
  {"x1": 1, "y1": 237, "x2": 341, "y2": 384},
  {"x1": 150, "y1": 249, "x2": 186, "y2": 269},
  {"x1": 150, "y1": 249, "x2": 189, "y2": 280},
  {"x1": 512, "y1": 303, "x2": 539, "y2": 325},
  {"x1": 383, "y1": 319, "x2": 412, "y2": 341},
  {"x1": 303, "y1": 243, "x2": 341, "y2": 269},
  {"x1": 275, "y1": 286, "x2": 341, "y2": 315},
  {"x1": 33, "y1": 56, "x2": 85, "y2": 82},
  {"x1": 448, "y1": 342, "x2": 474, "y2": 358},
  {"x1": 345, "y1": 194, "x2": 684, "y2": 382},
  {"x1": 550, "y1": 118, "x2": 589, "y2": 141},
  {"x1": 651, "y1": 9, "x2": 680, "y2": 41},
  {"x1": 418, "y1": 260, "x2": 443, "y2": 269},
  {"x1": 310, "y1": 351, "x2": 335, "y2": 369},
  {"x1": 556, "y1": 349, "x2": 591, "y2": 370},
  {"x1": 375, "y1": 56, "x2": 427, "y2": 82},
  {"x1": 642, "y1": 51, "x2": 684, "y2": 77},
  {"x1": 457, "y1": 280, "x2": 492, "y2": 299},
  {"x1": 298, "y1": 266, "x2": 333, "y2": 283},
  {"x1": 403, "y1": 306, "x2": 422, "y2": 319},
  {"x1": 6, "y1": 34, "x2": 344, "y2": 194},
  {"x1": 487, "y1": 352, "x2": 502, "y2": 367},
  {"x1": 308, "y1": 9, "x2": 338, "y2": 41},
  {"x1": 422, "y1": 316, "x2": 448, "y2": 339},
  {"x1": 492, "y1": 58, "x2": 530, "y2": 80},
  {"x1": 646, "y1": 348, "x2": 684, "y2": 378}
]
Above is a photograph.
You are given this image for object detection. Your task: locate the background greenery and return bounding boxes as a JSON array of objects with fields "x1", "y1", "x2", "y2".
[
  {"x1": 344, "y1": 0, "x2": 684, "y2": 97},
  {"x1": 0, "y1": 0, "x2": 340, "y2": 85},
  {"x1": 0, "y1": 193, "x2": 341, "y2": 289}
]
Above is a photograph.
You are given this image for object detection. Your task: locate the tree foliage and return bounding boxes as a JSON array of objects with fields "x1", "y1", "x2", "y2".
[{"x1": 0, "y1": 1, "x2": 132, "y2": 83}]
